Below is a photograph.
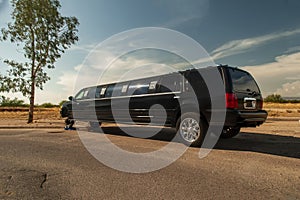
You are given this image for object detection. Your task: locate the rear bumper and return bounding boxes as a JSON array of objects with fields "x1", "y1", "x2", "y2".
[{"x1": 224, "y1": 109, "x2": 268, "y2": 127}]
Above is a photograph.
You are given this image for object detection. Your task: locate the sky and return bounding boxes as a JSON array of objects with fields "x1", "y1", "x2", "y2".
[{"x1": 0, "y1": 0, "x2": 300, "y2": 104}]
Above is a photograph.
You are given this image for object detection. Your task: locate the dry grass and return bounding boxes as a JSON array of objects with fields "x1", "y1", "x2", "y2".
[
  {"x1": 0, "y1": 103, "x2": 299, "y2": 120},
  {"x1": 263, "y1": 103, "x2": 300, "y2": 117},
  {"x1": 263, "y1": 102, "x2": 300, "y2": 109},
  {"x1": 0, "y1": 107, "x2": 62, "y2": 120}
]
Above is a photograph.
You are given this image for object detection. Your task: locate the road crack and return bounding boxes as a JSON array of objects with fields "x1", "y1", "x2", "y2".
[{"x1": 40, "y1": 173, "x2": 48, "y2": 189}]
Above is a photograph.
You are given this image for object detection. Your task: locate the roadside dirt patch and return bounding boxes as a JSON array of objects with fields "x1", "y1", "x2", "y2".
[
  {"x1": 0, "y1": 107, "x2": 62, "y2": 120},
  {"x1": 264, "y1": 103, "x2": 300, "y2": 117}
]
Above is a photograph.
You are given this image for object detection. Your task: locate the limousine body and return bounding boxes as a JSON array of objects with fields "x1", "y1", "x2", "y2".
[{"x1": 61, "y1": 65, "x2": 268, "y2": 146}]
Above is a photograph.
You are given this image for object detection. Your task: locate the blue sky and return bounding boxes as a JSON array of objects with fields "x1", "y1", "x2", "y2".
[{"x1": 1, "y1": 0, "x2": 300, "y2": 103}]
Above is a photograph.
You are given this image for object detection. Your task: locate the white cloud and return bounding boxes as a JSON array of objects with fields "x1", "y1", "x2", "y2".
[
  {"x1": 35, "y1": 89, "x2": 67, "y2": 104},
  {"x1": 57, "y1": 64, "x2": 88, "y2": 95},
  {"x1": 243, "y1": 52, "x2": 300, "y2": 97},
  {"x1": 57, "y1": 50, "x2": 185, "y2": 96},
  {"x1": 284, "y1": 46, "x2": 300, "y2": 54},
  {"x1": 211, "y1": 28, "x2": 300, "y2": 60},
  {"x1": 68, "y1": 44, "x2": 97, "y2": 52},
  {"x1": 275, "y1": 81, "x2": 300, "y2": 97}
]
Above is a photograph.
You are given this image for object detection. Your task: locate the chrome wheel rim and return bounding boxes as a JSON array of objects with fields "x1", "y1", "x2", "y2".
[{"x1": 179, "y1": 118, "x2": 200, "y2": 143}]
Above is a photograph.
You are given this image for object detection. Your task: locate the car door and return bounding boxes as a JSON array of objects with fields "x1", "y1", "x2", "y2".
[
  {"x1": 154, "y1": 73, "x2": 182, "y2": 126},
  {"x1": 73, "y1": 87, "x2": 96, "y2": 121},
  {"x1": 127, "y1": 77, "x2": 158, "y2": 124},
  {"x1": 107, "y1": 82, "x2": 130, "y2": 123}
]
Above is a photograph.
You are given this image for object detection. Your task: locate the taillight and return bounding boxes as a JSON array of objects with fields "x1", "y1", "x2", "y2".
[
  {"x1": 226, "y1": 93, "x2": 238, "y2": 109},
  {"x1": 259, "y1": 98, "x2": 263, "y2": 109}
]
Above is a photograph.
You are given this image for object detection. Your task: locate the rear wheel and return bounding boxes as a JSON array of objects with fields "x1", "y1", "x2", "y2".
[
  {"x1": 176, "y1": 112, "x2": 207, "y2": 147},
  {"x1": 220, "y1": 126, "x2": 240, "y2": 138}
]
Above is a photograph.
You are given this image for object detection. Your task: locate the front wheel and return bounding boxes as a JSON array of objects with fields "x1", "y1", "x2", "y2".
[
  {"x1": 176, "y1": 112, "x2": 207, "y2": 147},
  {"x1": 220, "y1": 126, "x2": 240, "y2": 138}
]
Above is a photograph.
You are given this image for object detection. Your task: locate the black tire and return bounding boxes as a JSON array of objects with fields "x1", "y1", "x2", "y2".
[
  {"x1": 176, "y1": 112, "x2": 207, "y2": 147},
  {"x1": 220, "y1": 126, "x2": 240, "y2": 138}
]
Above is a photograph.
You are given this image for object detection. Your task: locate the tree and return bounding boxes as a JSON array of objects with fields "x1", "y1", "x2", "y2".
[{"x1": 0, "y1": 0, "x2": 79, "y2": 123}]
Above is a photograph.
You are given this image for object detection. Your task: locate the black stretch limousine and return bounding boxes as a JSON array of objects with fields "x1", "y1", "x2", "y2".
[{"x1": 61, "y1": 65, "x2": 267, "y2": 146}]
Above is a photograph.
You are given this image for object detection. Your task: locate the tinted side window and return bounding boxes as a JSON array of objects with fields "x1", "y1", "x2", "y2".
[
  {"x1": 111, "y1": 83, "x2": 129, "y2": 97},
  {"x1": 110, "y1": 84, "x2": 122, "y2": 97},
  {"x1": 87, "y1": 87, "x2": 97, "y2": 99},
  {"x1": 95, "y1": 86, "x2": 102, "y2": 98},
  {"x1": 100, "y1": 87, "x2": 107, "y2": 97},
  {"x1": 128, "y1": 82, "x2": 149, "y2": 95},
  {"x1": 158, "y1": 74, "x2": 181, "y2": 93},
  {"x1": 229, "y1": 68, "x2": 259, "y2": 93},
  {"x1": 105, "y1": 84, "x2": 115, "y2": 97}
]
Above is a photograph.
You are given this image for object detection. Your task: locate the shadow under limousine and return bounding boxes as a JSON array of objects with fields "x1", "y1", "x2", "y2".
[
  {"x1": 87, "y1": 125, "x2": 300, "y2": 159},
  {"x1": 214, "y1": 132, "x2": 300, "y2": 159}
]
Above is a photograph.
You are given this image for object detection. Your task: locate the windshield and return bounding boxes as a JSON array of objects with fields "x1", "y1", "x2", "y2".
[{"x1": 74, "y1": 87, "x2": 97, "y2": 100}]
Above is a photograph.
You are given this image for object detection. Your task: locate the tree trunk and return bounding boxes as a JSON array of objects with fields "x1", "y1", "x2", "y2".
[
  {"x1": 28, "y1": 81, "x2": 35, "y2": 123},
  {"x1": 28, "y1": 27, "x2": 35, "y2": 124}
]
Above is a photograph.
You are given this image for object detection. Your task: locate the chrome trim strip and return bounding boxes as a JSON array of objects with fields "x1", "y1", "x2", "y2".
[{"x1": 76, "y1": 91, "x2": 181, "y2": 101}]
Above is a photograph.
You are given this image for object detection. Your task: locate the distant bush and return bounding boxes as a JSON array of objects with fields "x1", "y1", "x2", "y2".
[
  {"x1": 264, "y1": 94, "x2": 300, "y2": 103},
  {"x1": 264, "y1": 94, "x2": 285, "y2": 103},
  {"x1": 288, "y1": 100, "x2": 300, "y2": 103},
  {"x1": 38, "y1": 102, "x2": 59, "y2": 108},
  {"x1": 0, "y1": 96, "x2": 28, "y2": 107}
]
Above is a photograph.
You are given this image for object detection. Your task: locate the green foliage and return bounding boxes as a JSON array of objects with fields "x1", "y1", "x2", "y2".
[
  {"x1": 264, "y1": 94, "x2": 300, "y2": 103},
  {"x1": 0, "y1": 0, "x2": 79, "y2": 95},
  {"x1": 0, "y1": 95, "x2": 28, "y2": 107},
  {"x1": 264, "y1": 94, "x2": 285, "y2": 103},
  {"x1": 38, "y1": 102, "x2": 58, "y2": 108},
  {"x1": 0, "y1": 0, "x2": 79, "y2": 122},
  {"x1": 288, "y1": 100, "x2": 300, "y2": 103}
]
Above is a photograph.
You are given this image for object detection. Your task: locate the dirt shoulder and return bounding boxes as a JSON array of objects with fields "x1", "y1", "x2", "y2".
[
  {"x1": 264, "y1": 102, "x2": 300, "y2": 117},
  {"x1": 0, "y1": 107, "x2": 64, "y2": 128}
]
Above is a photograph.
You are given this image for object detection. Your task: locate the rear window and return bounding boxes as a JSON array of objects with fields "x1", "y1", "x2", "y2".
[{"x1": 229, "y1": 68, "x2": 260, "y2": 93}]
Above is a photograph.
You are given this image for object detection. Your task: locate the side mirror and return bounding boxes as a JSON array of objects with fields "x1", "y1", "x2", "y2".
[{"x1": 68, "y1": 96, "x2": 74, "y2": 101}]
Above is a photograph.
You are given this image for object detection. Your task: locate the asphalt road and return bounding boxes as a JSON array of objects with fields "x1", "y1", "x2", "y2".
[{"x1": 0, "y1": 121, "x2": 299, "y2": 199}]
